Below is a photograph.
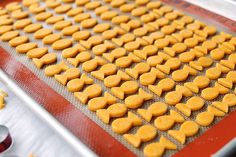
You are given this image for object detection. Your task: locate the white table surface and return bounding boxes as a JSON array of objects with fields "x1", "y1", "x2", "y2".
[{"x1": 0, "y1": 1, "x2": 236, "y2": 157}]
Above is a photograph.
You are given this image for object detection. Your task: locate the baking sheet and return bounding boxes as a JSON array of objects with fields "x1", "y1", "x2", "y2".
[
  {"x1": 0, "y1": 0, "x2": 236, "y2": 157},
  {"x1": 186, "y1": 0, "x2": 236, "y2": 21}
]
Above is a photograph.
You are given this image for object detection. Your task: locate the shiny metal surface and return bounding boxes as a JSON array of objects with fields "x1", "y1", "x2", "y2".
[
  {"x1": 213, "y1": 138, "x2": 236, "y2": 157},
  {"x1": 0, "y1": 125, "x2": 12, "y2": 154},
  {"x1": 186, "y1": 0, "x2": 236, "y2": 20},
  {"x1": 0, "y1": 125, "x2": 9, "y2": 144}
]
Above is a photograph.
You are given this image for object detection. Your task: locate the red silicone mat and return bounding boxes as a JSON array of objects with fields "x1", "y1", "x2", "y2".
[{"x1": 1, "y1": 0, "x2": 236, "y2": 157}]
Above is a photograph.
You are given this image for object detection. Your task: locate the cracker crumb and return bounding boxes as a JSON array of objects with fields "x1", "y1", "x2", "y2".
[
  {"x1": 0, "y1": 89, "x2": 8, "y2": 97},
  {"x1": 28, "y1": 153, "x2": 36, "y2": 157}
]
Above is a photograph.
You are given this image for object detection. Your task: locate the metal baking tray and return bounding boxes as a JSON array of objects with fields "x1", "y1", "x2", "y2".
[{"x1": 0, "y1": 0, "x2": 236, "y2": 157}]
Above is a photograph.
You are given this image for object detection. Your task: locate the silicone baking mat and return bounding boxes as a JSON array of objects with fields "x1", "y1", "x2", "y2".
[{"x1": 1, "y1": 0, "x2": 236, "y2": 157}]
